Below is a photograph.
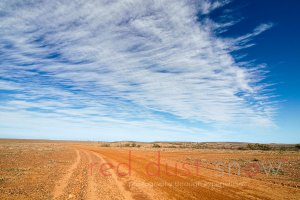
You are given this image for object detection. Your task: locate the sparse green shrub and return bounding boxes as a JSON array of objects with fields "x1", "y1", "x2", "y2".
[
  {"x1": 279, "y1": 146, "x2": 287, "y2": 151},
  {"x1": 152, "y1": 144, "x2": 161, "y2": 148},
  {"x1": 247, "y1": 143, "x2": 271, "y2": 151},
  {"x1": 295, "y1": 144, "x2": 300, "y2": 150},
  {"x1": 260, "y1": 144, "x2": 271, "y2": 151},
  {"x1": 130, "y1": 143, "x2": 136, "y2": 147},
  {"x1": 247, "y1": 143, "x2": 255, "y2": 150},
  {"x1": 192, "y1": 143, "x2": 204, "y2": 149},
  {"x1": 101, "y1": 143, "x2": 110, "y2": 147},
  {"x1": 122, "y1": 143, "x2": 140, "y2": 147}
]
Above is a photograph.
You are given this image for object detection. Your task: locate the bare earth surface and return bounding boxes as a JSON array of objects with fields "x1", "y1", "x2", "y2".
[{"x1": 0, "y1": 140, "x2": 299, "y2": 199}]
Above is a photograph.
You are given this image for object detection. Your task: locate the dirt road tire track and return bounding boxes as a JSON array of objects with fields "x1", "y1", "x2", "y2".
[
  {"x1": 51, "y1": 145, "x2": 300, "y2": 200},
  {"x1": 53, "y1": 149, "x2": 81, "y2": 200},
  {"x1": 91, "y1": 151, "x2": 133, "y2": 200},
  {"x1": 83, "y1": 151, "x2": 98, "y2": 200}
]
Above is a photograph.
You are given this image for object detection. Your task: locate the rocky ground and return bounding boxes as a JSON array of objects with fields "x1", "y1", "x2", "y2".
[{"x1": 0, "y1": 139, "x2": 299, "y2": 199}]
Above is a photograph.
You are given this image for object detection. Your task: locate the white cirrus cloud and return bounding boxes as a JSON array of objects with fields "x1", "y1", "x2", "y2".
[{"x1": 0, "y1": 0, "x2": 276, "y2": 139}]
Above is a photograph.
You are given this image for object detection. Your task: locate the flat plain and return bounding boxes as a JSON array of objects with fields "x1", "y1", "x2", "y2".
[{"x1": 0, "y1": 139, "x2": 299, "y2": 199}]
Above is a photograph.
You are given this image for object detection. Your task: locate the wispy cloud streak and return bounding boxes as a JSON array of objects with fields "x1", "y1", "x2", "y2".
[{"x1": 0, "y1": 0, "x2": 276, "y2": 138}]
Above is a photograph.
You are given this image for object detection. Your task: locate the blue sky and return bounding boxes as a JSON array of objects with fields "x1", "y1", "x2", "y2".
[{"x1": 0, "y1": 0, "x2": 299, "y2": 143}]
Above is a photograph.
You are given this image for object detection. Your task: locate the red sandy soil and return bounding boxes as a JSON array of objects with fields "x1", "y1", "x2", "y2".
[{"x1": 0, "y1": 139, "x2": 299, "y2": 199}]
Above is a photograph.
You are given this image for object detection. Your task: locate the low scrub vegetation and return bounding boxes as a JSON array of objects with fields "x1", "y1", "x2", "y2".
[
  {"x1": 100, "y1": 143, "x2": 110, "y2": 147},
  {"x1": 152, "y1": 143, "x2": 161, "y2": 148},
  {"x1": 247, "y1": 143, "x2": 271, "y2": 151},
  {"x1": 191, "y1": 143, "x2": 205, "y2": 149},
  {"x1": 166, "y1": 145, "x2": 177, "y2": 148},
  {"x1": 123, "y1": 143, "x2": 141, "y2": 147}
]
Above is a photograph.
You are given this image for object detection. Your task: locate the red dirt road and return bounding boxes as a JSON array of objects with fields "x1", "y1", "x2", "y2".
[{"x1": 0, "y1": 140, "x2": 299, "y2": 199}]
